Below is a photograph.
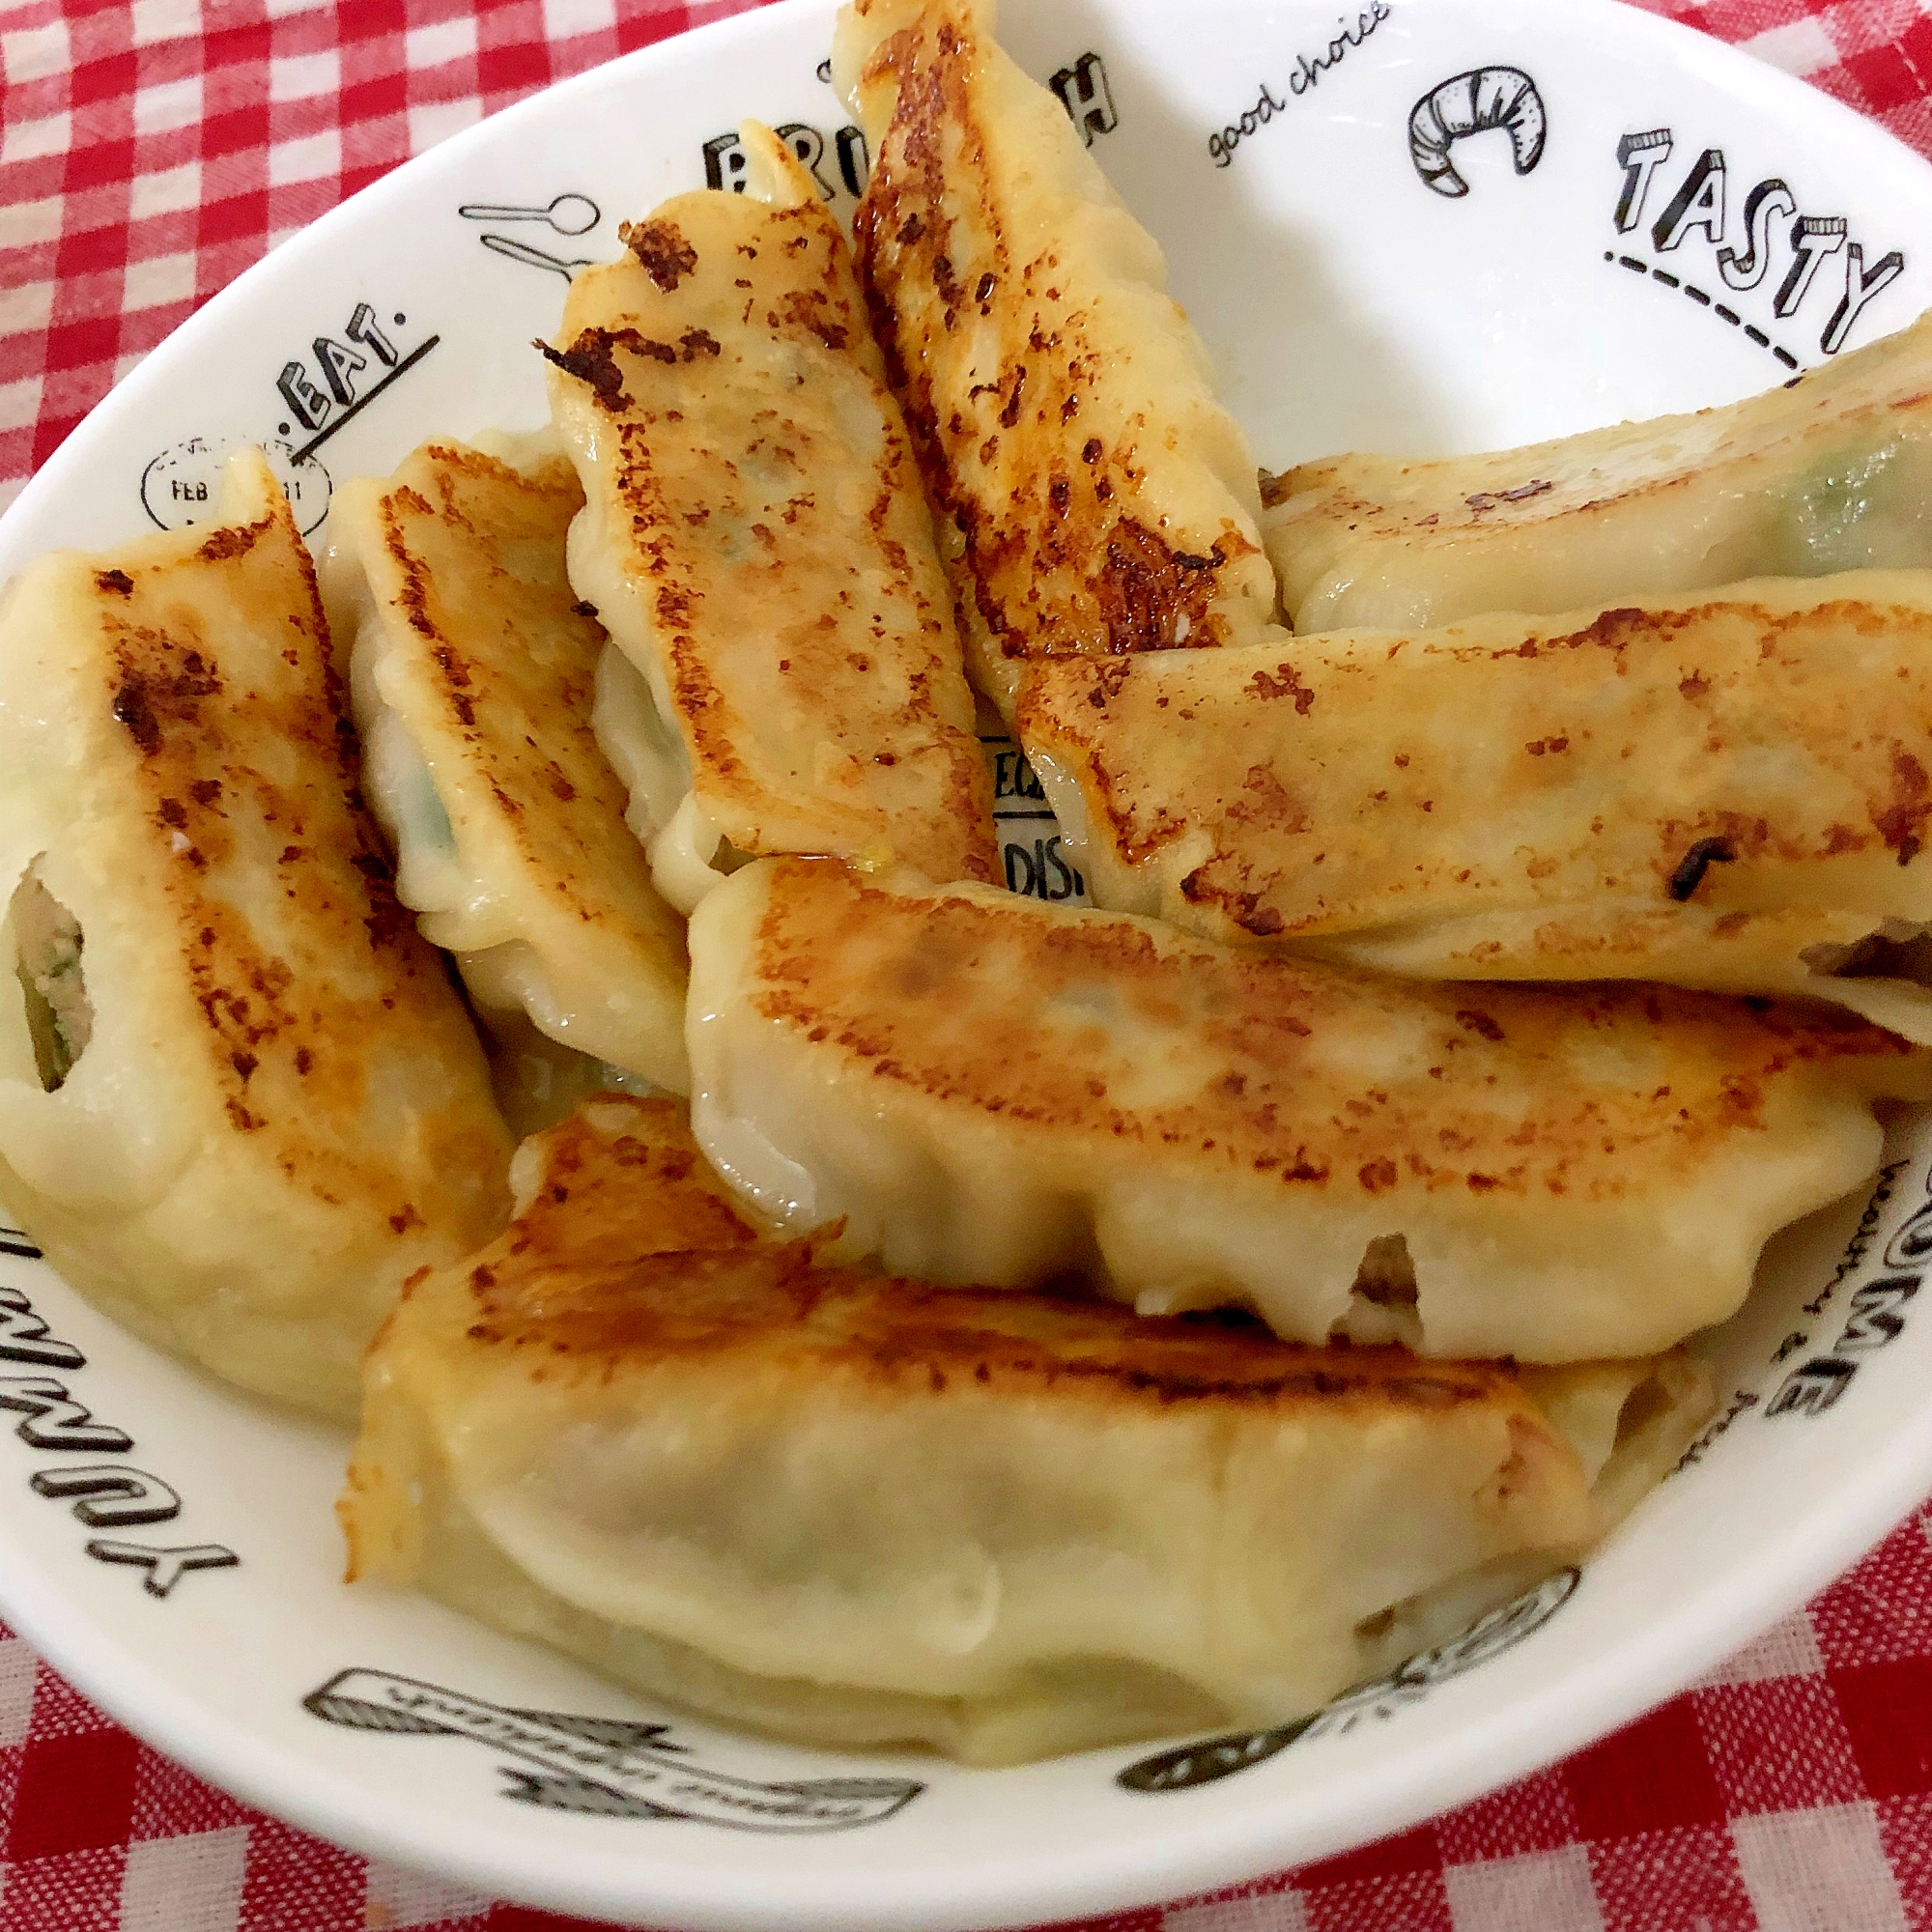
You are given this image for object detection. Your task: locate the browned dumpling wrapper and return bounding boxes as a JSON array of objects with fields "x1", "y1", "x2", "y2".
[
  {"x1": 0, "y1": 450, "x2": 511, "y2": 1419},
  {"x1": 1263, "y1": 308, "x2": 1932, "y2": 632},
  {"x1": 1018, "y1": 574, "x2": 1932, "y2": 1043},
  {"x1": 833, "y1": 0, "x2": 1285, "y2": 723},
  {"x1": 344, "y1": 1094, "x2": 1712, "y2": 1766},
  {"x1": 545, "y1": 122, "x2": 994, "y2": 914},
  {"x1": 687, "y1": 859, "x2": 1931, "y2": 1365},
  {"x1": 327, "y1": 438, "x2": 690, "y2": 1104}
]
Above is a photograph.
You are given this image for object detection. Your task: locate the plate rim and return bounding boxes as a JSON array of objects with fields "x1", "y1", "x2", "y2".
[{"x1": 5, "y1": 0, "x2": 1932, "y2": 1925}]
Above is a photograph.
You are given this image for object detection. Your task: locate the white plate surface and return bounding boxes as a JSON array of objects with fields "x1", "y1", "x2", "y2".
[{"x1": 3, "y1": 2, "x2": 1932, "y2": 1927}]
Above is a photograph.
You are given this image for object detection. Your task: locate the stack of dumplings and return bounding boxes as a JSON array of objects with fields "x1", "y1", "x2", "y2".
[
  {"x1": 834, "y1": 0, "x2": 1285, "y2": 720},
  {"x1": 545, "y1": 122, "x2": 995, "y2": 911},
  {"x1": 344, "y1": 1094, "x2": 1708, "y2": 1765},
  {"x1": 1018, "y1": 578, "x2": 1932, "y2": 1041},
  {"x1": 326, "y1": 436, "x2": 692, "y2": 1124},
  {"x1": 1262, "y1": 306, "x2": 1932, "y2": 629},
  {"x1": 11, "y1": 0, "x2": 1932, "y2": 1766},
  {"x1": 0, "y1": 450, "x2": 510, "y2": 1419}
]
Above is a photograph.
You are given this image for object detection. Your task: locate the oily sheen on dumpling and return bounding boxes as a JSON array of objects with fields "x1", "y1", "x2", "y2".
[
  {"x1": 685, "y1": 859, "x2": 1930, "y2": 1364},
  {"x1": 0, "y1": 450, "x2": 511, "y2": 1418},
  {"x1": 342, "y1": 1094, "x2": 1712, "y2": 1765},
  {"x1": 546, "y1": 121, "x2": 993, "y2": 914},
  {"x1": 833, "y1": 0, "x2": 1284, "y2": 722},
  {"x1": 1263, "y1": 307, "x2": 1932, "y2": 630},
  {"x1": 1017, "y1": 574, "x2": 1932, "y2": 1041},
  {"x1": 327, "y1": 437, "x2": 690, "y2": 1099}
]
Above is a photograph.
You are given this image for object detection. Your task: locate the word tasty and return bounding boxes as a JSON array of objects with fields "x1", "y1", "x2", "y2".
[{"x1": 1613, "y1": 128, "x2": 1905, "y2": 356}]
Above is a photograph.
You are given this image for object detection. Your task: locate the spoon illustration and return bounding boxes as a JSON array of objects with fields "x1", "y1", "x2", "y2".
[
  {"x1": 459, "y1": 192, "x2": 601, "y2": 236},
  {"x1": 479, "y1": 235, "x2": 595, "y2": 281}
]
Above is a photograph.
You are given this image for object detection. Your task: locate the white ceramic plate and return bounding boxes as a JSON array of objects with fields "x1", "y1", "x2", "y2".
[{"x1": 3, "y1": 1, "x2": 1932, "y2": 1926}]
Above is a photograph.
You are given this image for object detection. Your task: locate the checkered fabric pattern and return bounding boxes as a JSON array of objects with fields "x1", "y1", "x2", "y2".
[
  {"x1": 1633, "y1": 0, "x2": 1932, "y2": 156},
  {"x1": 0, "y1": 0, "x2": 761, "y2": 519},
  {"x1": 6, "y1": 0, "x2": 1932, "y2": 1926},
  {"x1": 15, "y1": 1519, "x2": 1932, "y2": 1932}
]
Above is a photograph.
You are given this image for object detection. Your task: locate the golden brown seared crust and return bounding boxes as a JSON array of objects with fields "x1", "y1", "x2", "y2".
[
  {"x1": 1016, "y1": 580, "x2": 1932, "y2": 952},
  {"x1": 497, "y1": 1095, "x2": 758, "y2": 1271},
  {"x1": 343, "y1": 439, "x2": 690, "y2": 1047},
  {"x1": 838, "y1": 0, "x2": 1281, "y2": 712},
  {"x1": 0, "y1": 451, "x2": 511, "y2": 1415},
  {"x1": 346, "y1": 1084, "x2": 1621, "y2": 1761},
  {"x1": 547, "y1": 168, "x2": 995, "y2": 885},
  {"x1": 370, "y1": 443, "x2": 627, "y2": 918},
  {"x1": 739, "y1": 858, "x2": 1922, "y2": 1207},
  {"x1": 91, "y1": 460, "x2": 497, "y2": 1209},
  {"x1": 415, "y1": 1094, "x2": 1527, "y2": 1420},
  {"x1": 467, "y1": 1243, "x2": 1528, "y2": 1414},
  {"x1": 362, "y1": 1097, "x2": 754, "y2": 1443}
]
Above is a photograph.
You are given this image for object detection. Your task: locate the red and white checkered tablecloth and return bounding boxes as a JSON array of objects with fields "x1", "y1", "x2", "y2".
[{"x1": 6, "y1": 0, "x2": 1932, "y2": 1927}]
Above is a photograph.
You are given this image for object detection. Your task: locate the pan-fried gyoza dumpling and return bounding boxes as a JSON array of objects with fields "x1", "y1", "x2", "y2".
[
  {"x1": 0, "y1": 449, "x2": 511, "y2": 1418},
  {"x1": 327, "y1": 437, "x2": 690, "y2": 1097},
  {"x1": 1263, "y1": 308, "x2": 1932, "y2": 630},
  {"x1": 833, "y1": 0, "x2": 1284, "y2": 723},
  {"x1": 343, "y1": 1094, "x2": 1713, "y2": 1765},
  {"x1": 544, "y1": 122, "x2": 994, "y2": 915},
  {"x1": 686, "y1": 859, "x2": 1931, "y2": 1364},
  {"x1": 474, "y1": 1006, "x2": 644, "y2": 1142},
  {"x1": 1018, "y1": 576, "x2": 1932, "y2": 1042}
]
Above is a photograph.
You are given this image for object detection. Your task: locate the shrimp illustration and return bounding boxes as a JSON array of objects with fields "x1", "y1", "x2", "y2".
[{"x1": 1408, "y1": 68, "x2": 1547, "y2": 198}]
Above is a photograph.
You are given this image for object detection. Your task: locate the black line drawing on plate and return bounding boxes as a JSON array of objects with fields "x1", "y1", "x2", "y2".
[
  {"x1": 1050, "y1": 52, "x2": 1117, "y2": 146},
  {"x1": 459, "y1": 192, "x2": 601, "y2": 235},
  {"x1": 1600, "y1": 250, "x2": 1803, "y2": 370},
  {"x1": 981, "y1": 735, "x2": 1088, "y2": 902},
  {"x1": 287, "y1": 334, "x2": 440, "y2": 462},
  {"x1": 1208, "y1": 4, "x2": 1388, "y2": 169},
  {"x1": 29, "y1": 1464, "x2": 182, "y2": 1527},
  {"x1": 0, "y1": 1375, "x2": 133, "y2": 1453},
  {"x1": 141, "y1": 438, "x2": 332, "y2": 536},
  {"x1": 462, "y1": 193, "x2": 604, "y2": 282},
  {"x1": 144, "y1": 299, "x2": 426, "y2": 531},
  {"x1": 0, "y1": 1281, "x2": 82, "y2": 1370},
  {"x1": 85, "y1": 1540, "x2": 240, "y2": 1599},
  {"x1": 479, "y1": 235, "x2": 595, "y2": 282},
  {"x1": 276, "y1": 300, "x2": 429, "y2": 444},
  {"x1": 0, "y1": 1261, "x2": 240, "y2": 1593},
  {"x1": 1763, "y1": 1156, "x2": 1932, "y2": 1418},
  {"x1": 696, "y1": 60, "x2": 1115, "y2": 196},
  {"x1": 305, "y1": 1669, "x2": 924, "y2": 1831},
  {"x1": 702, "y1": 121, "x2": 869, "y2": 201},
  {"x1": 1608, "y1": 127, "x2": 1905, "y2": 358},
  {"x1": 1116, "y1": 1567, "x2": 1581, "y2": 1793},
  {"x1": 1409, "y1": 67, "x2": 1547, "y2": 198}
]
